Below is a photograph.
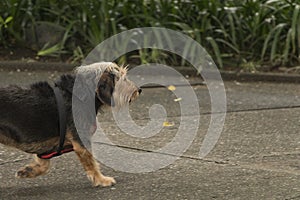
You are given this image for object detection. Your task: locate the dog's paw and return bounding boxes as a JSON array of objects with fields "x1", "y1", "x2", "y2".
[
  {"x1": 15, "y1": 166, "x2": 35, "y2": 178},
  {"x1": 99, "y1": 176, "x2": 116, "y2": 187},
  {"x1": 91, "y1": 174, "x2": 116, "y2": 187}
]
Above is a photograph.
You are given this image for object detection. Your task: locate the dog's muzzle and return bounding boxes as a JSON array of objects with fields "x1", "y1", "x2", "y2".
[{"x1": 129, "y1": 88, "x2": 142, "y2": 103}]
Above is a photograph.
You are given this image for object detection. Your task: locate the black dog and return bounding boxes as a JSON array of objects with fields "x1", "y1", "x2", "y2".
[{"x1": 0, "y1": 62, "x2": 141, "y2": 187}]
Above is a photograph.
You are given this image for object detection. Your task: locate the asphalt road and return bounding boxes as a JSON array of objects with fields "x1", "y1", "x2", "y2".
[{"x1": 0, "y1": 68, "x2": 299, "y2": 200}]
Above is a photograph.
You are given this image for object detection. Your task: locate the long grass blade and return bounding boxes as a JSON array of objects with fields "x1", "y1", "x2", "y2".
[
  {"x1": 283, "y1": 28, "x2": 292, "y2": 64},
  {"x1": 270, "y1": 23, "x2": 286, "y2": 62},
  {"x1": 206, "y1": 36, "x2": 223, "y2": 68},
  {"x1": 291, "y1": 5, "x2": 300, "y2": 53},
  {"x1": 261, "y1": 23, "x2": 286, "y2": 60}
]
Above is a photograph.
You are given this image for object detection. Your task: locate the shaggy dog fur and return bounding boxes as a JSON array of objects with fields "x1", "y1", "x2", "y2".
[{"x1": 0, "y1": 62, "x2": 141, "y2": 187}]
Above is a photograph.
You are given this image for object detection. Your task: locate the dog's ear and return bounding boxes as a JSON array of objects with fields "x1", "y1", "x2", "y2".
[{"x1": 96, "y1": 71, "x2": 115, "y2": 106}]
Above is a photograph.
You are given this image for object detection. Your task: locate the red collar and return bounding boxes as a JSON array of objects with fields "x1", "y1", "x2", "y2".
[{"x1": 37, "y1": 145, "x2": 73, "y2": 159}]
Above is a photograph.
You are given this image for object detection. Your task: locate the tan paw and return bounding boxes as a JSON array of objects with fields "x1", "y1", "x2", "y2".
[
  {"x1": 99, "y1": 176, "x2": 116, "y2": 187},
  {"x1": 92, "y1": 175, "x2": 116, "y2": 187},
  {"x1": 15, "y1": 166, "x2": 36, "y2": 178}
]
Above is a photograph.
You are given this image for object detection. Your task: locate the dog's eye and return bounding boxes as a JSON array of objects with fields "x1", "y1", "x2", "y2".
[
  {"x1": 99, "y1": 84, "x2": 106, "y2": 89},
  {"x1": 109, "y1": 73, "x2": 115, "y2": 79}
]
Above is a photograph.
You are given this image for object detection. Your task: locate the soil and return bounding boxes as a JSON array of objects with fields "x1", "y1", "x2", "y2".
[{"x1": 0, "y1": 46, "x2": 74, "y2": 63}]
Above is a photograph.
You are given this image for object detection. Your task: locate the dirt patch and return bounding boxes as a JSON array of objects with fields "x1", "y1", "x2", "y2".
[{"x1": 0, "y1": 46, "x2": 73, "y2": 63}]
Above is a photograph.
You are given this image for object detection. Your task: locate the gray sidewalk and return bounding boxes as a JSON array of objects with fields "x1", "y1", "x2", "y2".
[{"x1": 0, "y1": 69, "x2": 299, "y2": 200}]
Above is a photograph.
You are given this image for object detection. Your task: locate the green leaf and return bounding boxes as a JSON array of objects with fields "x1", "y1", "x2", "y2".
[
  {"x1": 181, "y1": 39, "x2": 194, "y2": 66},
  {"x1": 227, "y1": 12, "x2": 236, "y2": 46},
  {"x1": 206, "y1": 36, "x2": 223, "y2": 68},
  {"x1": 261, "y1": 23, "x2": 286, "y2": 60},
  {"x1": 270, "y1": 23, "x2": 286, "y2": 62},
  {"x1": 283, "y1": 28, "x2": 292, "y2": 64},
  {"x1": 4, "y1": 16, "x2": 13, "y2": 24},
  {"x1": 215, "y1": 38, "x2": 240, "y2": 54},
  {"x1": 37, "y1": 44, "x2": 61, "y2": 56},
  {"x1": 291, "y1": 5, "x2": 300, "y2": 53}
]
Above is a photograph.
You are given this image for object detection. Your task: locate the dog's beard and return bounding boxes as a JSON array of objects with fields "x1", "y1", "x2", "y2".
[{"x1": 112, "y1": 79, "x2": 139, "y2": 110}]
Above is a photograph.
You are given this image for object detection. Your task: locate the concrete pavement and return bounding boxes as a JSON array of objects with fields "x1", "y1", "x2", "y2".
[{"x1": 0, "y1": 68, "x2": 299, "y2": 199}]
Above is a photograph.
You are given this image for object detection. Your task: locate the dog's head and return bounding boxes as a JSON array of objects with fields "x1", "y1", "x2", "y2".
[
  {"x1": 96, "y1": 63, "x2": 141, "y2": 109},
  {"x1": 75, "y1": 62, "x2": 141, "y2": 109}
]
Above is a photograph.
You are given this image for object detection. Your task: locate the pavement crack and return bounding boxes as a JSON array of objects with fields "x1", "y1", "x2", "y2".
[
  {"x1": 224, "y1": 105, "x2": 300, "y2": 114},
  {"x1": 260, "y1": 151, "x2": 300, "y2": 158},
  {"x1": 93, "y1": 141, "x2": 231, "y2": 165},
  {"x1": 93, "y1": 142, "x2": 300, "y2": 175}
]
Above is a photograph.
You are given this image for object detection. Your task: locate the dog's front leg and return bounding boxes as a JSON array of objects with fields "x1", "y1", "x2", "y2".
[
  {"x1": 16, "y1": 155, "x2": 50, "y2": 178},
  {"x1": 71, "y1": 141, "x2": 116, "y2": 187}
]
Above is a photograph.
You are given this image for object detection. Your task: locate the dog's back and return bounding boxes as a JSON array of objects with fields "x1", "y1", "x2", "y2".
[{"x1": 0, "y1": 83, "x2": 59, "y2": 148}]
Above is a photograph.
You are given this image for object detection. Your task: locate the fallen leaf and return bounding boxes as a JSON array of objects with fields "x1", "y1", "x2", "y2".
[
  {"x1": 163, "y1": 121, "x2": 175, "y2": 127},
  {"x1": 167, "y1": 85, "x2": 176, "y2": 91},
  {"x1": 174, "y1": 97, "x2": 182, "y2": 102}
]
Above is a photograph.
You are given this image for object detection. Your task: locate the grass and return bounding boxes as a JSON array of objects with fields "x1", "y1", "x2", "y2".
[{"x1": 0, "y1": 0, "x2": 300, "y2": 71}]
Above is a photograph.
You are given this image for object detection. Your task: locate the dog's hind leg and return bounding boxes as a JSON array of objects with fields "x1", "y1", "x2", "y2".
[
  {"x1": 16, "y1": 155, "x2": 50, "y2": 178},
  {"x1": 71, "y1": 141, "x2": 116, "y2": 187}
]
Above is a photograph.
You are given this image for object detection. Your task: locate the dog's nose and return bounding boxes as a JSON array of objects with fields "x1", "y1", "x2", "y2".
[{"x1": 138, "y1": 88, "x2": 142, "y2": 94}]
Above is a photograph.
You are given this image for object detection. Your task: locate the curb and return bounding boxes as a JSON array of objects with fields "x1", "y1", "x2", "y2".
[{"x1": 0, "y1": 61, "x2": 299, "y2": 83}]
